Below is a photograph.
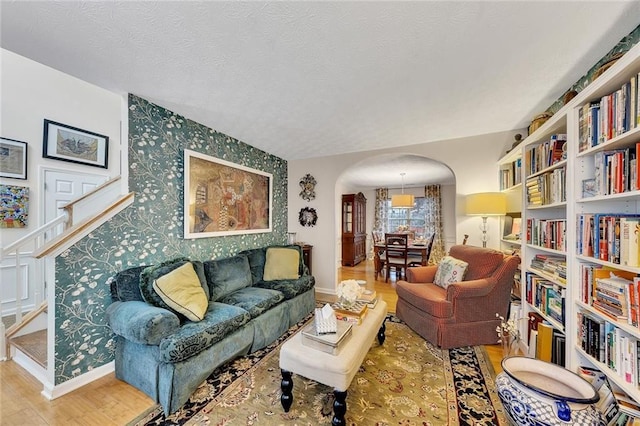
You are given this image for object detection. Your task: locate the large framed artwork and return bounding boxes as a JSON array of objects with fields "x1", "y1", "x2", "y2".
[
  {"x1": 184, "y1": 149, "x2": 272, "y2": 238},
  {"x1": 43, "y1": 119, "x2": 109, "y2": 169},
  {"x1": 0, "y1": 138, "x2": 28, "y2": 179}
]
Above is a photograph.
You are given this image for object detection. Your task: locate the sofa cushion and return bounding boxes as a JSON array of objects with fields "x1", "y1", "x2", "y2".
[
  {"x1": 238, "y1": 248, "x2": 266, "y2": 285},
  {"x1": 153, "y1": 262, "x2": 208, "y2": 321},
  {"x1": 219, "y1": 287, "x2": 284, "y2": 318},
  {"x1": 263, "y1": 247, "x2": 300, "y2": 281},
  {"x1": 158, "y1": 302, "x2": 251, "y2": 363},
  {"x1": 396, "y1": 281, "x2": 453, "y2": 318},
  {"x1": 255, "y1": 274, "x2": 315, "y2": 299},
  {"x1": 434, "y1": 256, "x2": 469, "y2": 288},
  {"x1": 204, "y1": 255, "x2": 253, "y2": 301},
  {"x1": 448, "y1": 245, "x2": 504, "y2": 281},
  {"x1": 110, "y1": 265, "x2": 148, "y2": 302}
]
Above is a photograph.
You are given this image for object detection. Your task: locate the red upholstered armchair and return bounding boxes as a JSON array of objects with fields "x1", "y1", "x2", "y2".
[{"x1": 396, "y1": 245, "x2": 520, "y2": 349}]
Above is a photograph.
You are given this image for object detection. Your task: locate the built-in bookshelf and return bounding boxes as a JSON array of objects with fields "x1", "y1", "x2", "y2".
[{"x1": 507, "y1": 42, "x2": 640, "y2": 406}]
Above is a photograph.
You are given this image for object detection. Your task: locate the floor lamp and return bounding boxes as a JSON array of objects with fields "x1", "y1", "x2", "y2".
[{"x1": 465, "y1": 192, "x2": 507, "y2": 248}]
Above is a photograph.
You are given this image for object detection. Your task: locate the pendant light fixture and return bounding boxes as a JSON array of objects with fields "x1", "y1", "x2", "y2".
[{"x1": 391, "y1": 173, "x2": 415, "y2": 208}]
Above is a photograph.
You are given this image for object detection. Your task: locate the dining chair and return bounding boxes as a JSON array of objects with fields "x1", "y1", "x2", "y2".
[
  {"x1": 372, "y1": 231, "x2": 386, "y2": 279},
  {"x1": 384, "y1": 233, "x2": 409, "y2": 282},
  {"x1": 408, "y1": 232, "x2": 436, "y2": 267}
]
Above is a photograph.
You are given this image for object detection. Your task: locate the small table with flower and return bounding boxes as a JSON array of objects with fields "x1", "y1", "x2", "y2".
[{"x1": 279, "y1": 290, "x2": 387, "y2": 425}]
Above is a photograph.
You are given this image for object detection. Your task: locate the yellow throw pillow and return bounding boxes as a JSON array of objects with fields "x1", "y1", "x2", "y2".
[
  {"x1": 153, "y1": 262, "x2": 208, "y2": 321},
  {"x1": 263, "y1": 247, "x2": 300, "y2": 281}
]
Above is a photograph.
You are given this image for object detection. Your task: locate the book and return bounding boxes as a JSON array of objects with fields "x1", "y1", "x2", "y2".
[
  {"x1": 332, "y1": 301, "x2": 368, "y2": 319},
  {"x1": 357, "y1": 289, "x2": 377, "y2": 303},
  {"x1": 301, "y1": 321, "x2": 352, "y2": 355},
  {"x1": 536, "y1": 322, "x2": 554, "y2": 362}
]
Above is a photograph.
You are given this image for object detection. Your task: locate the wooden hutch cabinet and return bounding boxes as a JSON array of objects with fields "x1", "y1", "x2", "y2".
[{"x1": 341, "y1": 192, "x2": 367, "y2": 266}]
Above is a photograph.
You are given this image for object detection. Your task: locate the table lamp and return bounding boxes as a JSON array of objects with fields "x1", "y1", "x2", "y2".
[{"x1": 465, "y1": 192, "x2": 507, "y2": 247}]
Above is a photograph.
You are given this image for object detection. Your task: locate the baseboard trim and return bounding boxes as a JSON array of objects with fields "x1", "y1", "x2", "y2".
[
  {"x1": 13, "y1": 348, "x2": 49, "y2": 387},
  {"x1": 42, "y1": 361, "x2": 114, "y2": 400}
]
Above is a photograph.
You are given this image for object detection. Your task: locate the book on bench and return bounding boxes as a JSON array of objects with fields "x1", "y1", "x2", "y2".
[{"x1": 301, "y1": 320, "x2": 352, "y2": 355}]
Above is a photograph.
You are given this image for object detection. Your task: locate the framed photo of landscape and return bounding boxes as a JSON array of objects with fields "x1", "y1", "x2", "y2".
[
  {"x1": 184, "y1": 149, "x2": 272, "y2": 238},
  {"x1": 43, "y1": 119, "x2": 109, "y2": 169},
  {"x1": 0, "y1": 138, "x2": 28, "y2": 179}
]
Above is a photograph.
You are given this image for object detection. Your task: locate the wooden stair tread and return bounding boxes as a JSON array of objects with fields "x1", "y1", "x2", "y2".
[{"x1": 10, "y1": 329, "x2": 47, "y2": 368}]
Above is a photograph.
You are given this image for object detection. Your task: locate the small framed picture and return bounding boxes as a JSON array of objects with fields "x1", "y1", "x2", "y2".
[
  {"x1": 0, "y1": 138, "x2": 28, "y2": 179},
  {"x1": 582, "y1": 178, "x2": 597, "y2": 198},
  {"x1": 43, "y1": 119, "x2": 109, "y2": 169}
]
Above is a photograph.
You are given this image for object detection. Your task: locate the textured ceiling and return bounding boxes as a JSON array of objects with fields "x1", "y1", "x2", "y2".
[{"x1": 1, "y1": 1, "x2": 639, "y2": 187}]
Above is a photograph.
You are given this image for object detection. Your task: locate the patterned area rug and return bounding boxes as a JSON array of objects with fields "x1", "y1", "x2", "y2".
[{"x1": 130, "y1": 314, "x2": 506, "y2": 425}]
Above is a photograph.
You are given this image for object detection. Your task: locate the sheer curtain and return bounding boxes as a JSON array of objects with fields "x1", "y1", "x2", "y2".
[{"x1": 424, "y1": 184, "x2": 445, "y2": 264}]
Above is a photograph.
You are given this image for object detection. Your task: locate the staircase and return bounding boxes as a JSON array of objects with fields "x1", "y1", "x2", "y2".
[{"x1": 1, "y1": 176, "x2": 134, "y2": 396}]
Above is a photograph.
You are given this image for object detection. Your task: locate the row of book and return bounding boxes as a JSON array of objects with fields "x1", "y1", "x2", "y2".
[
  {"x1": 499, "y1": 158, "x2": 522, "y2": 190},
  {"x1": 578, "y1": 264, "x2": 640, "y2": 328},
  {"x1": 525, "y1": 272, "x2": 565, "y2": 325},
  {"x1": 579, "y1": 366, "x2": 640, "y2": 425},
  {"x1": 526, "y1": 311, "x2": 565, "y2": 366},
  {"x1": 577, "y1": 214, "x2": 640, "y2": 266},
  {"x1": 588, "y1": 144, "x2": 639, "y2": 198},
  {"x1": 579, "y1": 310, "x2": 640, "y2": 389},
  {"x1": 525, "y1": 218, "x2": 567, "y2": 251},
  {"x1": 578, "y1": 72, "x2": 640, "y2": 152},
  {"x1": 525, "y1": 167, "x2": 566, "y2": 206},
  {"x1": 530, "y1": 253, "x2": 567, "y2": 284},
  {"x1": 524, "y1": 133, "x2": 566, "y2": 175}
]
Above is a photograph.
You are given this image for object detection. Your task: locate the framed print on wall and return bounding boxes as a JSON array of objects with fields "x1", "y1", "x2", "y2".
[
  {"x1": 184, "y1": 149, "x2": 272, "y2": 238},
  {"x1": 43, "y1": 119, "x2": 109, "y2": 169},
  {"x1": 0, "y1": 184, "x2": 29, "y2": 228},
  {"x1": 0, "y1": 138, "x2": 28, "y2": 179}
]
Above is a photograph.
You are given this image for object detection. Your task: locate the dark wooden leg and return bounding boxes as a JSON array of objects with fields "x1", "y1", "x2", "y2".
[
  {"x1": 281, "y1": 370, "x2": 293, "y2": 412},
  {"x1": 377, "y1": 318, "x2": 386, "y2": 345},
  {"x1": 332, "y1": 390, "x2": 347, "y2": 426}
]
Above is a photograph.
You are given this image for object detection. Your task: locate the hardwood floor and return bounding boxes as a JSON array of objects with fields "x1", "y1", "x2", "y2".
[{"x1": 0, "y1": 259, "x2": 505, "y2": 425}]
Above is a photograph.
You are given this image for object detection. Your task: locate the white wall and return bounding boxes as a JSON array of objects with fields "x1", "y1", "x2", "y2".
[
  {"x1": 288, "y1": 129, "x2": 523, "y2": 294},
  {"x1": 0, "y1": 49, "x2": 122, "y2": 248},
  {"x1": 0, "y1": 49, "x2": 122, "y2": 318}
]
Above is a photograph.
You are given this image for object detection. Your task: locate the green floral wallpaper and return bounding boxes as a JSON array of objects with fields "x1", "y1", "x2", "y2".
[{"x1": 54, "y1": 95, "x2": 287, "y2": 384}]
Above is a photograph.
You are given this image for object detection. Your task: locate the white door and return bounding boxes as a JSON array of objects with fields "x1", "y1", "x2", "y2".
[{"x1": 43, "y1": 169, "x2": 108, "y2": 238}]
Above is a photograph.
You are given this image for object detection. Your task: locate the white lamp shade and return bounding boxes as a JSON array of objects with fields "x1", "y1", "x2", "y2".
[
  {"x1": 391, "y1": 194, "x2": 415, "y2": 208},
  {"x1": 466, "y1": 192, "x2": 507, "y2": 216}
]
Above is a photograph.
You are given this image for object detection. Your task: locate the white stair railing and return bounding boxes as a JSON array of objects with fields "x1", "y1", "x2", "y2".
[{"x1": 0, "y1": 213, "x2": 69, "y2": 361}]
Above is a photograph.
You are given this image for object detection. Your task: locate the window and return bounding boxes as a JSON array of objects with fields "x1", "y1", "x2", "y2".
[{"x1": 386, "y1": 197, "x2": 427, "y2": 237}]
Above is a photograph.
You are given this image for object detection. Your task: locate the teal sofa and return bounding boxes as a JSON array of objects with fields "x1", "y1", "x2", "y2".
[{"x1": 106, "y1": 245, "x2": 315, "y2": 415}]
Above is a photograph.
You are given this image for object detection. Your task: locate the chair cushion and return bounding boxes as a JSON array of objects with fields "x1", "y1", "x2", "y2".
[
  {"x1": 448, "y1": 245, "x2": 504, "y2": 280},
  {"x1": 434, "y1": 256, "x2": 468, "y2": 288},
  {"x1": 152, "y1": 262, "x2": 208, "y2": 321},
  {"x1": 158, "y1": 301, "x2": 251, "y2": 363},
  {"x1": 255, "y1": 274, "x2": 315, "y2": 299},
  {"x1": 396, "y1": 281, "x2": 453, "y2": 318},
  {"x1": 263, "y1": 247, "x2": 300, "y2": 281},
  {"x1": 219, "y1": 287, "x2": 284, "y2": 318}
]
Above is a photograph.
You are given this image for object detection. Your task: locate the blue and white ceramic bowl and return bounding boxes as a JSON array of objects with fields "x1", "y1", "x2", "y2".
[{"x1": 496, "y1": 357, "x2": 602, "y2": 425}]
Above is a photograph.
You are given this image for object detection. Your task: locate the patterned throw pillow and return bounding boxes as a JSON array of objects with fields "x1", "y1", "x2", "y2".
[{"x1": 433, "y1": 256, "x2": 469, "y2": 288}]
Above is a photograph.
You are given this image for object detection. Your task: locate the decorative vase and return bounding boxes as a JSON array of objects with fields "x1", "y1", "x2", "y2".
[
  {"x1": 338, "y1": 296, "x2": 356, "y2": 310},
  {"x1": 496, "y1": 357, "x2": 602, "y2": 425},
  {"x1": 501, "y1": 331, "x2": 520, "y2": 358}
]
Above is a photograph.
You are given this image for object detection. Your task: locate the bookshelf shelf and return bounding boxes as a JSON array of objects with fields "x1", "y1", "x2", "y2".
[
  {"x1": 576, "y1": 345, "x2": 640, "y2": 400},
  {"x1": 505, "y1": 42, "x2": 640, "y2": 400}
]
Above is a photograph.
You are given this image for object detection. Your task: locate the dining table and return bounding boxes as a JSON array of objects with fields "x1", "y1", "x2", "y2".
[{"x1": 373, "y1": 242, "x2": 430, "y2": 279}]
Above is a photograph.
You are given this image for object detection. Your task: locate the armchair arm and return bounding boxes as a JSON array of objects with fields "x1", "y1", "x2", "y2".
[
  {"x1": 445, "y1": 278, "x2": 495, "y2": 300},
  {"x1": 406, "y1": 265, "x2": 438, "y2": 283},
  {"x1": 106, "y1": 301, "x2": 180, "y2": 345}
]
